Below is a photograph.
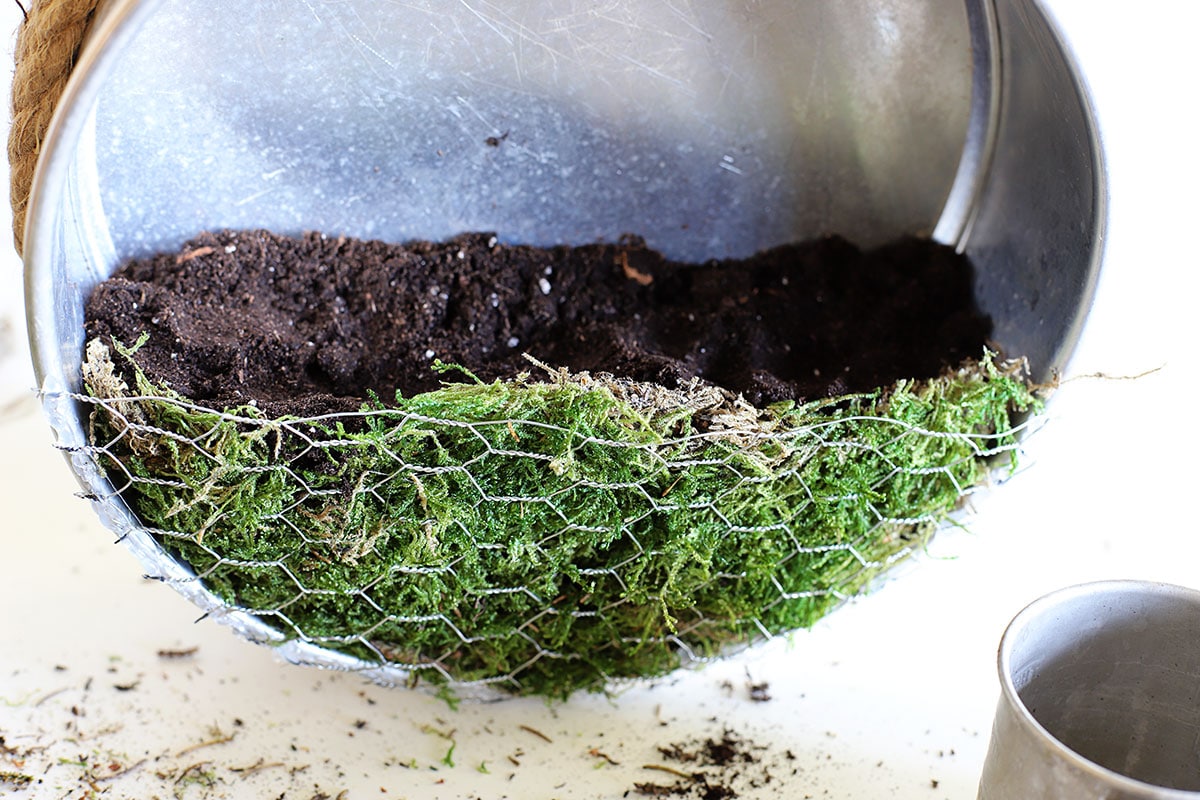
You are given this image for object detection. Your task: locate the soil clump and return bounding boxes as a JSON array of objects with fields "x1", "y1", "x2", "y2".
[{"x1": 84, "y1": 230, "x2": 991, "y2": 417}]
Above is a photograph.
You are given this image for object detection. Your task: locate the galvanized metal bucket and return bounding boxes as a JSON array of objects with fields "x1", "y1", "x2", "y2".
[{"x1": 22, "y1": 0, "x2": 1105, "y2": 690}]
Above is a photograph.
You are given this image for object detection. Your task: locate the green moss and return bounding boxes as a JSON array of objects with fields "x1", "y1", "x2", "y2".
[{"x1": 83, "y1": 338, "x2": 1040, "y2": 698}]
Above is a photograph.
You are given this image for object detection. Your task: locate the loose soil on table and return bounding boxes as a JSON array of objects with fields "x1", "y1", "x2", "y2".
[
  {"x1": 84, "y1": 230, "x2": 991, "y2": 416},
  {"x1": 633, "y1": 727, "x2": 774, "y2": 799}
]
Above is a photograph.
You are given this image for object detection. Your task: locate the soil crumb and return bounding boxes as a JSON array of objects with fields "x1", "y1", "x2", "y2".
[
  {"x1": 633, "y1": 729, "x2": 770, "y2": 799},
  {"x1": 84, "y1": 230, "x2": 991, "y2": 416}
]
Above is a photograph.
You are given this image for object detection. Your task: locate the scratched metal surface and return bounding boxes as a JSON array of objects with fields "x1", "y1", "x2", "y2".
[{"x1": 94, "y1": 0, "x2": 970, "y2": 263}]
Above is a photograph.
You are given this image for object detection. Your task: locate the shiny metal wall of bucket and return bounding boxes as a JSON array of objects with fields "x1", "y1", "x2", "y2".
[{"x1": 23, "y1": 0, "x2": 1105, "y2": 691}]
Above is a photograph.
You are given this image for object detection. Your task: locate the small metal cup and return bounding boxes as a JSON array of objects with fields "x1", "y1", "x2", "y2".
[{"x1": 978, "y1": 581, "x2": 1200, "y2": 799}]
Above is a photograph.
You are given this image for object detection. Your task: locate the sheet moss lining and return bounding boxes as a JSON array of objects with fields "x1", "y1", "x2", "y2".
[{"x1": 83, "y1": 336, "x2": 1040, "y2": 698}]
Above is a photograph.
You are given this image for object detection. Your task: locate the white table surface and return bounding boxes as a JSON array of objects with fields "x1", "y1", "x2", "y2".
[{"x1": 1, "y1": 2, "x2": 1198, "y2": 798}]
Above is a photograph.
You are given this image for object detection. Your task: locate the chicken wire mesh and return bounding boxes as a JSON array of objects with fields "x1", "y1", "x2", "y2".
[{"x1": 73, "y1": 337, "x2": 1040, "y2": 699}]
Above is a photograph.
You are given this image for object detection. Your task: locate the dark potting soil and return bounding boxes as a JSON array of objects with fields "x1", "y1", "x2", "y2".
[{"x1": 83, "y1": 230, "x2": 992, "y2": 417}]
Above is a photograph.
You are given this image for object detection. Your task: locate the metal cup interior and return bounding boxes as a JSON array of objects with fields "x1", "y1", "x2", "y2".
[
  {"x1": 981, "y1": 581, "x2": 1200, "y2": 798},
  {"x1": 23, "y1": 0, "x2": 1105, "y2": 688}
]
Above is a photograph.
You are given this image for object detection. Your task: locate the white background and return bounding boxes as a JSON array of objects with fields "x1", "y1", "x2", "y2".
[{"x1": 1, "y1": 2, "x2": 1198, "y2": 798}]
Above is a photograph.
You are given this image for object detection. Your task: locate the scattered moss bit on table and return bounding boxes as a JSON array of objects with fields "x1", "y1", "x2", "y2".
[
  {"x1": 0, "y1": 771, "x2": 34, "y2": 787},
  {"x1": 83, "y1": 337, "x2": 1040, "y2": 698}
]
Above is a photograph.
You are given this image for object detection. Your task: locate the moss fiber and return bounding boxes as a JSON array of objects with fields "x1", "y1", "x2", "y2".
[{"x1": 83, "y1": 337, "x2": 1040, "y2": 699}]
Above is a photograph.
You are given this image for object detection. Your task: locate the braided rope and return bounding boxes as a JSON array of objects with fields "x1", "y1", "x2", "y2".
[{"x1": 8, "y1": 0, "x2": 104, "y2": 255}]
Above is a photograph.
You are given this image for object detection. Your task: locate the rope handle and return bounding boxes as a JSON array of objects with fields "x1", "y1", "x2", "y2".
[{"x1": 8, "y1": 0, "x2": 104, "y2": 255}]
